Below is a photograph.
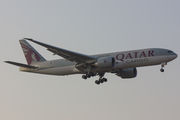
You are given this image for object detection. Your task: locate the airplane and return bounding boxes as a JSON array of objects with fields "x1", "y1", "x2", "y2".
[{"x1": 5, "y1": 38, "x2": 178, "y2": 85}]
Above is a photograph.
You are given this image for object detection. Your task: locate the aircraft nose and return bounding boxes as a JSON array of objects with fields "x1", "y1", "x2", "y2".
[
  {"x1": 171, "y1": 53, "x2": 178, "y2": 60},
  {"x1": 174, "y1": 53, "x2": 178, "y2": 59},
  {"x1": 167, "y1": 52, "x2": 178, "y2": 61}
]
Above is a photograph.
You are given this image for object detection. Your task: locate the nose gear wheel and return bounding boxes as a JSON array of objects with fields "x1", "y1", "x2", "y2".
[{"x1": 160, "y1": 62, "x2": 167, "y2": 72}]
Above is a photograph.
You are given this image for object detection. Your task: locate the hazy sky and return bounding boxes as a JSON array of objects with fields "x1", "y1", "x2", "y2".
[{"x1": 0, "y1": 0, "x2": 180, "y2": 120}]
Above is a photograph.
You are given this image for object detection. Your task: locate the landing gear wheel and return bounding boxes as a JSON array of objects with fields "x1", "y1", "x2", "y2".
[
  {"x1": 103, "y1": 78, "x2": 107, "y2": 82},
  {"x1": 86, "y1": 74, "x2": 91, "y2": 78},
  {"x1": 95, "y1": 80, "x2": 100, "y2": 85},
  {"x1": 99, "y1": 79, "x2": 104, "y2": 83},
  {"x1": 82, "y1": 75, "x2": 87, "y2": 79},
  {"x1": 160, "y1": 62, "x2": 166, "y2": 73},
  {"x1": 160, "y1": 69, "x2": 164, "y2": 72}
]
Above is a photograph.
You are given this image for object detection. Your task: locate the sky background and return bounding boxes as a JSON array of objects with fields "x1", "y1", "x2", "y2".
[{"x1": 0, "y1": 0, "x2": 180, "y2": 120}]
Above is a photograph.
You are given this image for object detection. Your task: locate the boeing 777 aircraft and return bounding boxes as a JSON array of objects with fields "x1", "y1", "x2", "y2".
[{"x1": 5, "y1": 38, "x2": 178, "y2": 85}]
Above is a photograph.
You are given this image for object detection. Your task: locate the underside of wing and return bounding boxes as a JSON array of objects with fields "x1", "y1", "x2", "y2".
[{"x1": 25, "y1": 38, "x2": 97, "y2": 64}]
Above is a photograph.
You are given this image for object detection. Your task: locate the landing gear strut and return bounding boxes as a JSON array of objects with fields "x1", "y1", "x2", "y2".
[{"x1": 160, "y1": 62, "x2": 167, "y2": 72}]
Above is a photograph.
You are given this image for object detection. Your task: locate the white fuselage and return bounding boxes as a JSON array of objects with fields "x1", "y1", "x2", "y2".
[{"x1": 20, "y1": 48, "x2": 177, "y2": 75}]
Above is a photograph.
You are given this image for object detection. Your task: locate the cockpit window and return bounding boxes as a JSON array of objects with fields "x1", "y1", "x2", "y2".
[{"x1": 168, "y1": 51, "x2": 173, "y2": 53}]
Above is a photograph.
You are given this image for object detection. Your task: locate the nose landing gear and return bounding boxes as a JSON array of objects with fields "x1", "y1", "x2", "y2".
[
  {"x1": 160, "y1": 62, "x2": 167, "y2": 72},
  {"x1": 160, "y1": 68, "x2": 164, "y2": 72}
]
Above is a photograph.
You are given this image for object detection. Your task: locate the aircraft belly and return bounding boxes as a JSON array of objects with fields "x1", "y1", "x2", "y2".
[{"x1": 34, "y1": 65, "x2": 81, "y2": 75}]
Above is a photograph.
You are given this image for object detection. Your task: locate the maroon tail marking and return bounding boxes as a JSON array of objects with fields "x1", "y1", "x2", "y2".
[{"x1": 20, "y1": 43, "x2": 41, "y2": 65}]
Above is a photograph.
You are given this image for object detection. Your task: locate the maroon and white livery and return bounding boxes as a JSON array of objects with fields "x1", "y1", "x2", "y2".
[{"x1": 5, "y1": 38, "x2": 178, "y2": 85}]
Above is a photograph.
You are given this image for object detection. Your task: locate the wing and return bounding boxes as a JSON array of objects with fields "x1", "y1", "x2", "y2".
[{"x1": 24, "y1": 38, "x2": 97, "y2": 64}]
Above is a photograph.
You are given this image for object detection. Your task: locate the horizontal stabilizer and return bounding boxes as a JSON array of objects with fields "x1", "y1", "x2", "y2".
[{"x1": 4, "y1": 61, "x2": 38, "y2": 69}]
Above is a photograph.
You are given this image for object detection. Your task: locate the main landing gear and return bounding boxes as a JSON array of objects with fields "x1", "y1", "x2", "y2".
[
  {"x1": 160, "y1": 62, "x2": 167, "y2": 72},
  {"x1": 82, "y1": 72, "x2": 108, "y2": 85},
  {"x1": 95, "y1": 78, "x2": 107, "y2": 85},
  {"x1": 95, "y1": 73, "x2": 107, "y2": 85},
  {"x1": 82, "y1": 72, "x2": 95, "y2": 80}
]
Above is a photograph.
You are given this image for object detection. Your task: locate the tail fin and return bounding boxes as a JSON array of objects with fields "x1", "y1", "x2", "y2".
[{"x1": 19, "y1": 39, "x2": 46, "y2": 65}]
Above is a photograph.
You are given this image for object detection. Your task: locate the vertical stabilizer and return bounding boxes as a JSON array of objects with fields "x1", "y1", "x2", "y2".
[{"x1": 19, "y1": 39, "x2": 46, "y2": 65}]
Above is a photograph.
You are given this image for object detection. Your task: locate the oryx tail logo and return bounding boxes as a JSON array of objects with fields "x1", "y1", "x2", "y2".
[{"x1": 20, "y1": 43, "x2": 41, "y2": 65}]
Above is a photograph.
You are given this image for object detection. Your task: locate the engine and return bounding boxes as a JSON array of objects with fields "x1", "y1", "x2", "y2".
[
  {"x1": 116, "y1": 68, "x2": 137, "y2": 78},
  {"x1": 95, "y1": 57, "x2": 115, "y2": 69}
]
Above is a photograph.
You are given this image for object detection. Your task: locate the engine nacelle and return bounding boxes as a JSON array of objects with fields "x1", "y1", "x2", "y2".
[
  {"x1": 95, "y1": 57, "x2": 115, "y2": 69},
  {"x1": 116, "y1": 68, "x2": 137, "y2": 78}
]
